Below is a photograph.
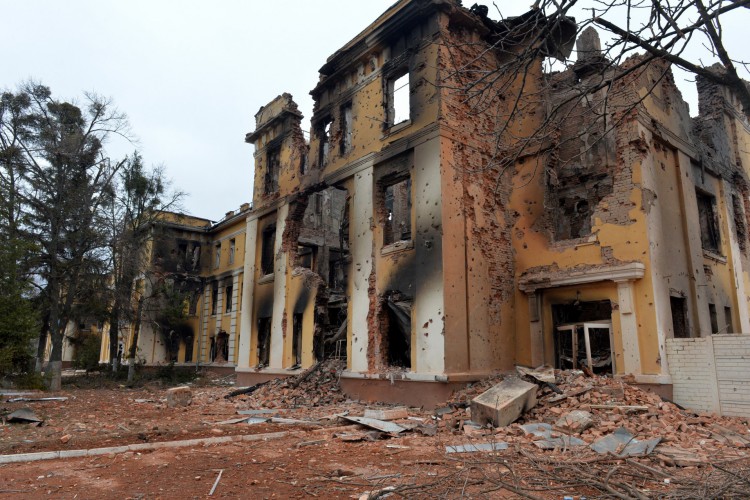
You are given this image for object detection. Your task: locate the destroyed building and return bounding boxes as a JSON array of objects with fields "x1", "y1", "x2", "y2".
[
  {"x1": 111, "y1": 0, "x2": 750, "y2": 411},
  {"x1": 98, "y1": 207, "x2": 253, "y2": 369}
]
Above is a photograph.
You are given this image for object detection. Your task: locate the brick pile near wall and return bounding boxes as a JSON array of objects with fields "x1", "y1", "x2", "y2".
[{"x1": 666, "y1": 335, "x2": 750, "y2": 416}]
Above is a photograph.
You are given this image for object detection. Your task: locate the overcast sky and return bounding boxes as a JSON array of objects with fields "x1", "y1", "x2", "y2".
[{"x1": 3, "y1": 1, "x2": 747, "y2": 221}]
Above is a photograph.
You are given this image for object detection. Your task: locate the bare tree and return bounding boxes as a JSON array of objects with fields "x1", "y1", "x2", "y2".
[{"x1": 441, "y1": 0, "x2": 750, "y2": 178}]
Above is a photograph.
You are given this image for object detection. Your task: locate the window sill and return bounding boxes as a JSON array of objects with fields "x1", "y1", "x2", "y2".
[
  {"x1": 381, "y1": 239, "x2": 414, "y2": 256},
  {"x1": 383, "y1": 119, "x2": 411, "y2": 137},
  {"x1": 258, "y1": 274, "x2": 275, "y2": 285},
  {"x1": 549, "y1": 234, "x2": 598, "y2": 250},
  {"x1": 703, "y1": 250, "x2": 727, "y2": 264}
]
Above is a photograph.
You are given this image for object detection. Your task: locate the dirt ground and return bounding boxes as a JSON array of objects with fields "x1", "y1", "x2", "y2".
[{"x1": 2, "y1": 368, "x2": 750, "y2": 499}]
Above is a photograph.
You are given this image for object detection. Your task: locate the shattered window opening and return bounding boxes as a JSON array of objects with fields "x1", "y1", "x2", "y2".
[
  {"x1": 211, "y1": 284, "x2": 219, "y2": 316},
  {"x1": 296, "y1": 245, "x2": 316, "y2": 269},
  {"x1": 725, "y1": 306, "x2": 734, "y2": 334},
  {"x1": 383, "y1": 291, "x2": 412, "y2": 369},
  {"x1": 387, "y1": 71, "x2": 410, "y2": 127},
  {"x1": 214, "y1": 243, "x2": 221, "y2": 269},
  {"x1": 383, "y1": 177, "x2": 412, "y2": 246},
  {"x1": 670, "y1": 296, "x2": 689, "y2": 338},
  {"x1": 229, "y1": 238, "x2": 236, "y2": 265},
  {"x1": 292, "y1": 313, "x2": 303, "y2": 367},
  {"x1": 264, "y1": 147, "x2": 281, "y2": 194},
  {"x1": 696, "y1": 190, "x2": 721, "y2": 253},
  {"x1": 261, "y1": 225, "x2": 276, "y2": 276},
  {"x1": 709, "y1": 303, "x2": 719, "y2": 334},
  {"x1": 257, "y1": 317, "x2": 271, "y2": 367},
  {"x1": 732, "y1": 194, "x2": 747, "y2": 253},
  {"x1": 225, "y1": 284, "x2": 233, "y2": 313},
  {"x1": 318, "y1": 117, "x2": 332, "y2": 167},
  {"x1": 340, "y1": 103, "x2": 353, "y2": 155}
]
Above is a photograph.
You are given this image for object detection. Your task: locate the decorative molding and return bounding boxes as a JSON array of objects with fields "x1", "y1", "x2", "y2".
[{"x1": 519, "y1": 262, "x2": 646, "y2": 293}]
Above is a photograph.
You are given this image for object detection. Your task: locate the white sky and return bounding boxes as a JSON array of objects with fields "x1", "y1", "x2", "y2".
[{"x1": 3, "y1": 1, "x2": 747, "y2": 221}]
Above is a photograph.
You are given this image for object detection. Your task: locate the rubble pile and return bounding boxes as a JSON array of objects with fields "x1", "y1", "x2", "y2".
[
  {"x1": 236, "y1": 359, "x2": 348, "y2": 409},
  {"x1": 444, "y1": 369, "x2": 750, "y2": 465}
]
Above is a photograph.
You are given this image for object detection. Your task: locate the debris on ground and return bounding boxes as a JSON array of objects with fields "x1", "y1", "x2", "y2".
[
  {"x1": 166, "y1": 386, "x2": 192, "y2": 408},
  {"x1": 470, "y1": 377, "x2": 537, "y2": 427},
  {"x1": 5, "y1": 408, "x2": 44, "y2": 425}
]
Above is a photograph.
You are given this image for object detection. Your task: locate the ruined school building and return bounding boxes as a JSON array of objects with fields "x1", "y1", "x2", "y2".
[{"x1": 123, "y1": 0, "x2": 750, "y2": 407}]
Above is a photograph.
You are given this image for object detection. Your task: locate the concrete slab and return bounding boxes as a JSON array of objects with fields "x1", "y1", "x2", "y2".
[{"x1": 470, "y1": 377, "x2": 537, "y2": 427}]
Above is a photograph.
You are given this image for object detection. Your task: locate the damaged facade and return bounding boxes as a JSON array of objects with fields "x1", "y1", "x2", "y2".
[
  {"x1": 121, "y1": 0, "x2": 750, "y2": 409},
  {"x1": 98, "y1": 207, "x2": 252, "y2": 370}
]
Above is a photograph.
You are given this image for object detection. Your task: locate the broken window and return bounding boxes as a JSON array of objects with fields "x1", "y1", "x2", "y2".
[
  {"x1": 556, "y1": 195, "x2": 593, "y2": 240},
  {"x1": 552, "y1": 301, "x2": 613, "y2": 374},
  {"x1": 696, "y1": 190, "x2": 721, "y2": 253},
  {"x1": 709, "y1": 303, "x2": 719, "y2": 334},
  {"x1": 214, "y1": 243, "x2": 221, "y2": 269},
  {"x1": 229, "y1": 238, "x2": 236, "y2": 265},
  {"x1": 257, "y1": 317, "x2": 271, "y2": 367},
  {"x1": 184, "y1": 336, "x2": 193, "y2": 363},
  {"x1": 211, "y1": 284, "x2": 219, "y2": 315},
  {"x1": 292, "y1": 313, "x2": 303, "y2": 367},
  {"x1": 670, "y1": 296, "x2": 689, "y2": 338},
  {"x1": 318, "y1": 117, "x2": 332, "y2": 167},
  {"x1": 340, "y1": 103, "x2": 353, "y2": 155},
  {"x1": 386, "y1": 70, "x2": 410, "y2": 127},
  {"x1": 261, "y1": 225, "x2": 276, "y2": 276},
  {"x1": 732, "y1": 194, "x2": 748, "y2": 252},
  {"x1": 383, "y1": 177, "x2": 412, "y2": 245},
  {"x1": 383, "y1": 291, "x2": 412, "y2": 368},
  {"x1": 264, "y1": 147, "x2": 280, "y2": 194},
  {"x1": 296, "y1": 245, "x2": 315, "y2": 269},
  {"x1": 725, "y1": 306, "x2": 733, "y2": 334},
  {"x1": 225, "y1": 285, "x2": 233, "y2": 313}
]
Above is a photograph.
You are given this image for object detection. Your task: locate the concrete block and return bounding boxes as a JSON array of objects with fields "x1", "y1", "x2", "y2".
[
  {"x1": 363, "y1": 407, "x2": 408, "y2": 421},
  {"x1": 166, "y1": 386, "x2": 192, "y2": 408},
  {"x1": 554, "y1": 410, "x2": 594, "y2": 433},
  {"x1": 470, "y1": 377, "x2": 537, "y2": 428}
]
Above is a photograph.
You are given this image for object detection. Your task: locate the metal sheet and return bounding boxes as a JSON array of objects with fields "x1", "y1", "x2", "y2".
[
  {"x1": 590, "y1": 427, "x2": 661, "y2": 457},
  {"x1": 343, "y1": 416, "x2": 406, "y2": 434},
  {"x1": 446, "y1": 442, "x2": 509, "y2": 453}
]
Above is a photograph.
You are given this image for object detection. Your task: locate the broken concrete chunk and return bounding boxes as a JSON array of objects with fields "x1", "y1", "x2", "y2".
[
  {"x1": 363, "y1": 407, "x2": 408, "y2": 421},
  {"x1": 591, "y1": 427, "x2": 661, "y2": 457},
  {"x1": 554, "y1": 410, "x2": 594, "y2": 434},
  {"x1": 166, "y1": 386, "x2": 192, "y2": 408},
  {"x1": 516, "y1": 365, "x2": 556, "y2": 384},
  {"x1": 470, "y1": 377, "x2": 537, "y2": 427}
]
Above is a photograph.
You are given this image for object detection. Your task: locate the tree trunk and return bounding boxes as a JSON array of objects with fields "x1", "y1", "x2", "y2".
[
  {"x1": 127, "y1": 297, "x2": 144, "y2": 384},
  {"x1": 109, "y1": 307, "x2": 120, "y2": 373},
  {"x1": 34, "y1": 312, "x2": 50, "y2": 374}
]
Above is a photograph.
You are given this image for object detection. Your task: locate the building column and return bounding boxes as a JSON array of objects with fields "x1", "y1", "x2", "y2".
[
  {"x1": 237, "y1": 217, "x2": 258, "y2": 369},
  {"x1": 616, "y1": 279, "x2": 643, "y2": 375},
  {"x1": 228, "y1": 272, "x2": 240, "y2": 364},
  {"x1": 349, "y1": 166, "x2": 374, "y2": 373},
  {"x1": 270, "y1": 204, "x2": 289, "y2": 369},
  {"x1": 200, "y1": 285, "x2": 211, "y2": 362}
]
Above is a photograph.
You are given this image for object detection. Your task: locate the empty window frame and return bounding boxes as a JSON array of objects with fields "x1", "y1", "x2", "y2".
[
  {"x1": 732, "y1": 194, "x2": 748, "y2": 252},
  {"x1": 264, "y1": 147, "x2": 281, "y2": 194},
  {"x1": 297, "y1": 245, "x2": 316, "y2": 269},
  {"x1": 670, "y1": 296, "x2": 689, "y2": 338},
  {"x1": 386, "y1": 70, "x2": 410, "y2": 127},
  {"x1": 725, "y1": 306, "x2": 734, "y2": 334},
  {"x1": 214, "y1": 243, "x2": 221, "y2": 269},
  {"x1": 709, "y1": 303, "x2": 719, "y2": 334},
  {"x1": 318, "y1": 117, "x2": 332, "y2": 167},
  {"x1": 211, "y1": 284, "x2": 219, "y2": 315},
  {"x1": 260, "y1": 225, "x2": 276, "y2": 276},
  {"x1": 257, "y1": 317, "x2": 271, "y2": 367},
  {"x1": 229, "y1": 238, "x2": 236, "y2": 265},
  {"x1": 225, "y1": 284, "x2": 233, "y2": 313},
  {"x1": 292, "y1": 313, "x2": 303, "y2": 367},
  {"x1": 696, "y1": 190, "x2": 721, "y2": 253},
  {"x1": 383, "y1": 177, "x2": 412, "y2": 245},
  {"x1": 340, "y1": 103, "x2": 353, "y2": 155}
]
